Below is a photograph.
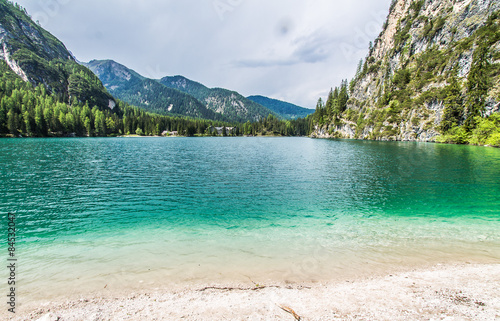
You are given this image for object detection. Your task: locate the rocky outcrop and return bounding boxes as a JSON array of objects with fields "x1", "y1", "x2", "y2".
[
  {"x1": 0, "y1": 1, "x2": 74, "y2": 82},
  {"x1": 0, "y1": 1, "x2": 115, "y2": 110},
  {"x1": 313, "y1": 0, "x2": 500, "y2": 142},
  {"x1": 1, "y1": 42, "x2": 28, "y2": 81}
]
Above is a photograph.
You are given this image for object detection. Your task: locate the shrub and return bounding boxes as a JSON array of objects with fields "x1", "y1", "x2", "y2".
[
  {"x1": 486, "y1": 132, "x2": 500, "y2": 147},
  {"x1": 469, "y1": 115, "x2": 500, "y2": 145},
  {"x1": 436, "y1": 126, "x2": 469, "y2": 144}
]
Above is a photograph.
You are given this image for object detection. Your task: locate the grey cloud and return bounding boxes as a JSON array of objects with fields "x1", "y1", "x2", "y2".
[
  {"x1": 14, "y1": 0, "x2": 392, "y2": 108},
  {"x1": 235, "y1": 58, "x2": 300, "y2": 68},
  {"x1": 291, "y1": 31, "x2": 336, "y2": 63},
  {"x1": 235, "y1": 30, "x2": 336, "y2": 68}
]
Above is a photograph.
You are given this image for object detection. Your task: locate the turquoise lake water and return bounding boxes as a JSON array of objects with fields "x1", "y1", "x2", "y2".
[{"x1": 1, "y1": 137, "x2": 499, "y2": 300}]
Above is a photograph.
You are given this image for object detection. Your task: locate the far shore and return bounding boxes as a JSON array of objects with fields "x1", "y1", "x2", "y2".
[
  {"x1": 1, "y1": 134, "x2": 498, "y2": 148},
  {"x1": 6, "y1": 263, "x2": 499, "y2": 321}
]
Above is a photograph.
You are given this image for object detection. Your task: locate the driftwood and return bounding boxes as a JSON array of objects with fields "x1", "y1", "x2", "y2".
[{"x1": 279, "y1": 305, "x2": 301, "y2": 320}]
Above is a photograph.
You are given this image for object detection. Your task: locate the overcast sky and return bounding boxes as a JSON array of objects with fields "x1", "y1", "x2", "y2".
[{"x1": 15, "y1": 0, "x2": 392, "y2": 108}]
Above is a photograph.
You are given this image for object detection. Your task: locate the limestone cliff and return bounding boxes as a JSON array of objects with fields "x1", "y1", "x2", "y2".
[
  {"x1": 312, "y1": 0, "x2": 500, "y2": 143},
  {"x1": 0, "y1": 0, "x2": 73, "y2": 81},
  {"x1": 0, "y1": 0, "x2": 114, "y2": 109}
]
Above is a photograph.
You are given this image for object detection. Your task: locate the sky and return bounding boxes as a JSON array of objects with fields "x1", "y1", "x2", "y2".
[{"x1": 15, "y1": 0, "x2": 392, "y2": 108}]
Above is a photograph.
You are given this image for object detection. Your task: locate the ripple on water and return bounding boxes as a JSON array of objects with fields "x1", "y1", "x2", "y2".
[{"x1": 0, "y1": 137, "x2": 499, "y2": 299}]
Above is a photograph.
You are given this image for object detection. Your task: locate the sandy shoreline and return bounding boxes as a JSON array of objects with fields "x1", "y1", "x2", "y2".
[{"x1": 3, "y1": 263, "x2": 499, "y2": 321}]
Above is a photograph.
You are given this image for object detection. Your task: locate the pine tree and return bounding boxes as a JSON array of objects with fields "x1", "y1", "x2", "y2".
[
  {"x1": 325, "y1": 89, "x2": 334, "y2": 117},
  {"x1": 338, "y1": 80, "x2": 349, "y2": 113},
  {"x1": 35, "y1": 104, "x2": 46, "y2": 135},
  {"x1": 7, "y1": 109, "x2": 19, "y2": 135},
  {"x1": 465, "y1": 43, "x2": 490, "y2": 130},
  {"x1": 440, "y1": 77, "x2": 464, "y2": 133}
]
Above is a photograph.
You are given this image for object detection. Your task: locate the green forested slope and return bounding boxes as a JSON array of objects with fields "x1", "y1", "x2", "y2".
[
  {"x1": 0, "y1": 0, "x2": 114, "y2": 109},
  {"x1": 247, "y1": 95, "x2": 314, "y2": 120},
  {"x1": 85, "y1": 60, "x2": 224, "y2": 121},
  {"x1": 0, "y1": 0, "x2": 309, "y2": 138},
  {"x1": 0, "y1": 62, "x2": 238, "y2": 137},
  {"x1": 0, "y1": 1, "x2": 231, "y2": 137},
  {"x1": 159, "y1": 76, "x2": 278, "y2": 122}
]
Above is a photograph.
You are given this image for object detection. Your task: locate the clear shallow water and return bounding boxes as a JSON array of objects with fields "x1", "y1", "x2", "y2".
[{"x1": 1, "y1": 137, "x2": 499, "y2": 299}]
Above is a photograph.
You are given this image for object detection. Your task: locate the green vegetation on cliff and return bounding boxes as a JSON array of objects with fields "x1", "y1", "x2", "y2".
[
  {"x1": 312, "y1": 0, "x2": 500, "y2": 147},
  {"x1": 0, "y1": 0, "x2": 114, "y2": 109}
]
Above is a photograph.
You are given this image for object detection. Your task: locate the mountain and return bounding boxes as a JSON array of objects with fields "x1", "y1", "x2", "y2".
[
  {"x1": 312, "y1": 0, "x2": 500, "y2": 146},
  {"x1": 0, "y1": 0, "x2": 114, "y2": 109},
  {"x1": 85, "y1": 60, "x2": 222, "y2": 120},
  {"x1": 1, "y1": 0, "x2": 305, "y2": 139},
  {"x1": 159, "y1": 76, "x2": 278, "y2": 122},
  {"x1": 247, "y1": 95, "x2": 314, "y2": 120},
  {"x1": 0, "y1": 1, "x2": 231, "y2": 138}
]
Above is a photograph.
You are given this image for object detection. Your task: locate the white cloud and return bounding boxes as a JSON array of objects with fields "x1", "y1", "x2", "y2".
[{"x1": 15, "y1": 0, "x2": 392, "y2": 108}]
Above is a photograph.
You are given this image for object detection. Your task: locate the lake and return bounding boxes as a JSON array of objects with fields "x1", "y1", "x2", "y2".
[{"x1": 1, "y1": 137, "x2": 499, "y2": 300}]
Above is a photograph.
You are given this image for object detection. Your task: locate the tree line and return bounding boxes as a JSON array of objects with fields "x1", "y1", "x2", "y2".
[
  {"x1": 0, "y1": 69, "x2": 311, "y2": 138},
  {"x1": 312, "y1": 80, "x2": 349, "y2": 127}
]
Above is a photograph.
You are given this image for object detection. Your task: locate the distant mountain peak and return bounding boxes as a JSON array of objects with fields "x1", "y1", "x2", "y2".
[
  {"x1": 85, "y1": 60, "x2": 144, "y2": 87},
  {"x1": 85, "y1": 59, "x2": 224, "y2": 120},
  {"x1": 167, "y1": 75, "x2": 190, "y2": 89},
  {"x1": 247, "y1": 95, "x2": 314, "y2": 120},
  {"x1": 159, "y1": 76, "x2": 277, "y2": 122},
  {"x1": 86, "y1": 59, "x2": 303, "y2": 122}
]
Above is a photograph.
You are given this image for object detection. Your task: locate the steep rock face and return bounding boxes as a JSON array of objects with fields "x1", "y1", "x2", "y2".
[
  {"x1": 0, "y1": 2, "x2": 72, "y2": 61},
  {"x1": 0, "y1": 0, "x2": 114, "y2": 109},
  {"x1": 313, "y1": 0, "x2": 500, "y2": 142},
  {"x1": 1, "y1": 41, "x2": 29, "y2": 81},
  {"x1": 0, "y1": 0, "x2": 72, "y2": 82}
]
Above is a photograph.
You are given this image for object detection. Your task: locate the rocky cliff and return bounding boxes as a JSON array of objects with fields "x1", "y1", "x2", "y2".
[
  {"x1": 312, "y1": 0, "x2": 500, "y2": 143},
  {"x1": 0, "y1": 0, "x2": 114, "y2": 109}
]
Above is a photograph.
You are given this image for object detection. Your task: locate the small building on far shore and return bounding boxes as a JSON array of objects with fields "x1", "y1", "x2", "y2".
[{"x1": 162, "y1": 131, "x2": 179, "y2": 136}]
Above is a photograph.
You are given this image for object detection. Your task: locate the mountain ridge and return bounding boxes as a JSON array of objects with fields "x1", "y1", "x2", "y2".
[
  {"x1": 85, "y1": 59, "x2": 221, "y2": 120},
  {"x1": 159, "y1": 75, "x2": 279, "y2": 122},
  {"x1": 86, "y1": 59, "x2": 281, "y2": 123},
  {"x1": 247, "y1": 95, "x2": 314, "y2": 120}
]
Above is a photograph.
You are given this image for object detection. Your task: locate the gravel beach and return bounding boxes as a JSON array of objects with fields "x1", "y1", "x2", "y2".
[{"x1": 5, "y1": 263, "x2": 499, "y2": 321}]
